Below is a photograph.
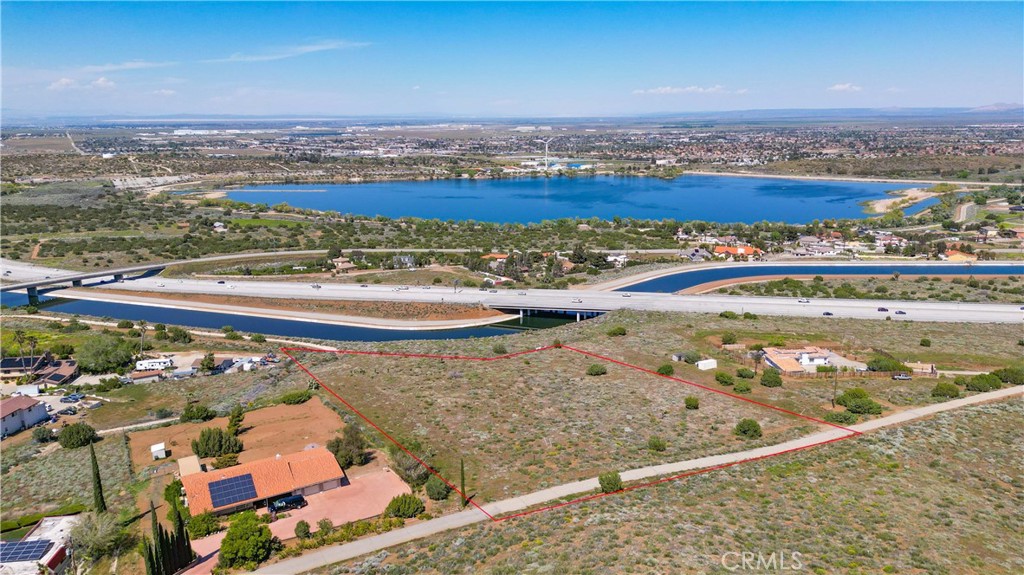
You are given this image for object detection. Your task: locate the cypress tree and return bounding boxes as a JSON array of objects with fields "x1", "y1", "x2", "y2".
[
  {"x1": 460, "y1": 458, "x2": 467, "y2": 508},
  {"x1": 90, "y1": 443, "x2": 107, "y2": 513},
  {"x1": 141, "y1": 537, "x2": 155, "y2": 575},
  {"x1": 175, "y1": 505, "x2": 194, "y2": 564},
  {"x1": 149, "y1": 502, "x2": 164, "y2": 575}
]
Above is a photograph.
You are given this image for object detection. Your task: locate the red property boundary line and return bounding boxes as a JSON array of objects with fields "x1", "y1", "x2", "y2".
[{"x1": 280, "y1": 345, "x2": 862, "y2": 523}]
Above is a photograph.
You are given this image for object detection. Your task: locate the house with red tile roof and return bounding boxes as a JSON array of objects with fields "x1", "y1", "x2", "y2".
[{"x1": 181, "y1": 447, "x2": 344, "y2": 515}]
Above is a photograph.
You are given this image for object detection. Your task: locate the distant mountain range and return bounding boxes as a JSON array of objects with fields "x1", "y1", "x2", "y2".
[{"x1": 2, "y1": 105, "x2": 1021, "y2": 128}]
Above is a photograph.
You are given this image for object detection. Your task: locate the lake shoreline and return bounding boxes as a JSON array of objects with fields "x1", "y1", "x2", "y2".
[{"x1": 194, "y1": 173, "x2": 935, "y2": 224}]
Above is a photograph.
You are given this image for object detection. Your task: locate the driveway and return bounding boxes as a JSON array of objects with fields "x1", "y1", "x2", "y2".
[{"x1": 186, "y1": 467, "x2": 409, "y2": 574}]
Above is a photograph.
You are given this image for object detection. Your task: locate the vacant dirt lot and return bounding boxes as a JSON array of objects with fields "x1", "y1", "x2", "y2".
[
  {"x1": 127, "y1": 397, "x2": 346, "y2": 470},
  {"x1": 297, "y1": 347, "x2": 819, "y2": 503},
  {"x1": 98, "y1": 289, "x2": 503, "y2": 321}
]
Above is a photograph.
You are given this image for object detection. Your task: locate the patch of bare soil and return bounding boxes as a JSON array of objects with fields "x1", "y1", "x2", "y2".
[{"x1": 99, "y1": 289, "x2": 504, "y2": 321}]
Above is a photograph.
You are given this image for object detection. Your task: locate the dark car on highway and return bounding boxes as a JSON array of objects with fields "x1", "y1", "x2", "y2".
[
  {"x1": 877, "y1": 307, "x2": 888, "y2": 312},
  {"x1": 895, "y1": 310, "x2": 907, "y2": 315},
  {"x1": 822, "y1": 311, "x2": 834, "y2": 316}
]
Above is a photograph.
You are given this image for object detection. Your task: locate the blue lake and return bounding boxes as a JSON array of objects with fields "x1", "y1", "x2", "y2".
[{"x1": 223, "y1": 175, "x2": 931, "y2": 224}]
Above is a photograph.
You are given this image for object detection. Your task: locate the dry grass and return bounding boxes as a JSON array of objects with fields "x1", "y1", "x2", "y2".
[{"x1": 319, "y1": 399, "x2": 1024, "y2": 575}]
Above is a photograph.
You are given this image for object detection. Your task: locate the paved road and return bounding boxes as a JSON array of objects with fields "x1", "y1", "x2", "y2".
[
  {"x1": 255, "y1": 385, "x2": 1022, "y2": 574},
  {"x1": 69, "y1": 275, "x2": 1024, "y2": 324}
]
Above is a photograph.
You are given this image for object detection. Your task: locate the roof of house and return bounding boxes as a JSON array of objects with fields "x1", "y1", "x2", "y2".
[
  {"x1": 181, "y1": 447, "x2": 342, "y2": 514},
  {"x1": 713, "y1": 245, "x2": 763, "y2": 256},
  {"x1": 481, "y1": 253, "x2": 509, "y2": 260},
  {"x1": 1, "y1": 396, "x2": 42, "y2": 419},
  {"x1": 0, "y1": 356, "x2": 46, "y2": 371}
]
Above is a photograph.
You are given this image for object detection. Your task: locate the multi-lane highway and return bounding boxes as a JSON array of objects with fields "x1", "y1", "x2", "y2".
[{"x1": 56, "y1": 275, "x2": 1024, "y2": 324}]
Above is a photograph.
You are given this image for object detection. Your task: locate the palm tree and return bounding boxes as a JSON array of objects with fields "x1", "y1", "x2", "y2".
[
  {"x1": 137, "y1": 320, "x2": 148, "y2": 355},
  {"x1": 752, "y1": 350, "x2": 764, "y2": 375},
  {"x1": 12, "y1": 330, "x2": 26, "y2": 359},
  {"x1": 26, "y1": 336, "x2": 38, "y2": 366}
]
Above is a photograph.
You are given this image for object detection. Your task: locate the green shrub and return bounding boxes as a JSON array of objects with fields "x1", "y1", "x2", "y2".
[
  {"x1": 845, "y1": 397, "x2": 883, "y2": 415},
  {"x1": 714, "y1": 372, "x2": 734, "y2": 386},
  {"x1": 491, "y1": 343, "x2": 507, "y2": 355},
  {"x1": 425, "y1": 474, "x2": 452, "y2": 501},
  {"x1": 280, "y1": 390, "x2": 313, "y2": 404},
  {"x1": 214, "y1": 453, "x2": 240, "y2": 468},
  {"x1": 58, "y1": 423, "x2": 97, "y2": 449},
  {"x1": 656, "y1": 364, "x2": 674, "y2": 376},
  {"x1": 250, "y1": 333, "x2": 266, "y2": 343},
  {"x1": 180, "y1": 404, "x2": 216, "y2": 423},
  {"x1": 734, "y1": 381, "x2": 752, "y2": 394},
  {"x1": 736, "y1": 368, "x2": 755, "y2": 379},
  {"x1": 295, "y1": 520, "x2": 311, "y2": 540},
  {"x1": 326, "y1": 426, "x2": 369, "y2": 469},
  {"x1": 225, "y1": 332, "x2": 243, "y2": 341},
  {"x1": 606, "y1": 326, "x2": 627, "y2": 337},
  {"x1": 919, "y1": 338, "x2": 931, "y2": 347},
  {"x1": 186, "y1": 512, "x2": 222, "y2": 538},
  {"x1": 384, "y1": 494, "x2": 425, "y2": 518},
  {"x1": 683, "y1": 350, "x2": 701, "y2": 364},
  {"x1": 991, "y1": 367, "x2": 1024, "y2": 386},
  {"x1": 218, "y1": 511, "x2": 273, "y2": 570},
  {"x1": 721, "y1": 332, "x2": 737, "y2": 345},
  {"x1": 719, "y1": 311, "x2": 739, "y2": 319},
  {"x1": 647, "y1": 436, "x2": 667, "y2": 452},
  {"x1": 116, "y1": 320, "x2": 134, "y2": 329},
  {"x1": 191, "y1": 427, "x2": 243, "y2": 458},
  {"x1": 965, "y1": 373, "x2": 1003, "y2": 392},
  {"x1": 824, "y1": 411, "x2": 858, "y2": 425},
  {"x1": 742, "y1": 312, "x2": 758, "y2": 320},
  {"x1": 931, "y1": 382, "x2": 960, "y2": 399},
  {"x1": 0, "y1": 521, "x2": 18, "y2": 532},
  {"x1": 867, "y1": 357, "x2": 909, "y2": 372},
  {"x1": 734, "y1": 419, "x2": 763, "y2": 439},
  {"x1": 684, "y1": 396, "x2": 699, "y2": 410},
  {"x1": 760, "y1": 368, "x2": 783, "y2": 388},
  {"x1": 586, "y1": 364, "x2": 608, "y2": 376},
  {"x1": 598, "y1": 471, "x2": 623, "y2": 493},
  {"x1": 32, "y1": 426, "x2": 55, "y2": 443}
]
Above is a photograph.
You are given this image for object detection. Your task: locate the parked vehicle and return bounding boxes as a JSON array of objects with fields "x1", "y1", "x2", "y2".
[
  {"x1": 269, "y1": 495, "x2": 307, "y2": 512},
  {"x1": 892, "y1": 373, "x2": 912, "y2": 381}
]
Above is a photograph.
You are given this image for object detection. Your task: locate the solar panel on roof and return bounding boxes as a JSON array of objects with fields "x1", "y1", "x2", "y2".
[
  {"x1": 47, "y1": 373, "x2": 66, "y2": 382},
  {"x1": 0, "y1": 539, "x2": 52, "y2": 563},
  {"x1": 208, "y1": 474, "x2": 257, "y2": 508}
]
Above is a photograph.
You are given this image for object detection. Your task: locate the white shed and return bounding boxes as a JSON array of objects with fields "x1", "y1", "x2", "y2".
[
  {"x1": 696, "y1": 359, "x2": 718, "y2": 371},
  {"x1": 151, "y1": 443, "x2": 168, "y2": 460}
]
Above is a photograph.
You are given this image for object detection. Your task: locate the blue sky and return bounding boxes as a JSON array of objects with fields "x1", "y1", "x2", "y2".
[{"x1": 2, "y1": 2, "x2": 1021, "y2": 117}]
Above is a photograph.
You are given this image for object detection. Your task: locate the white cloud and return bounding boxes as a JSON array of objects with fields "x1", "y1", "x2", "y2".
[
  {"x1": 633, "y1": 85, "x2": 724, "y2": 95},
  {"x1": 827, "y1": 83, "x2": 863, "y2": 92},
  {"x1": 90, "y1": 77, "x2": 116, "y2": 89},
  {"x1": 152, "y1": 89, "x2": 177, "y2": 96},
  {"x1": 203, "y1": 39, "x2": 369, "y2": 63},
  {"x1": 412, "y1": 85, "x2": 421, "y2": 91},
  {"x1": 81, "y1": 60, "x2": 176, "y2": 73},
  {"x1": 735, "y1": 88, "x2": 750, "y2": 95},
  {"x1": 47, "y1": 78, "x2": 78, "y2": 91}
]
